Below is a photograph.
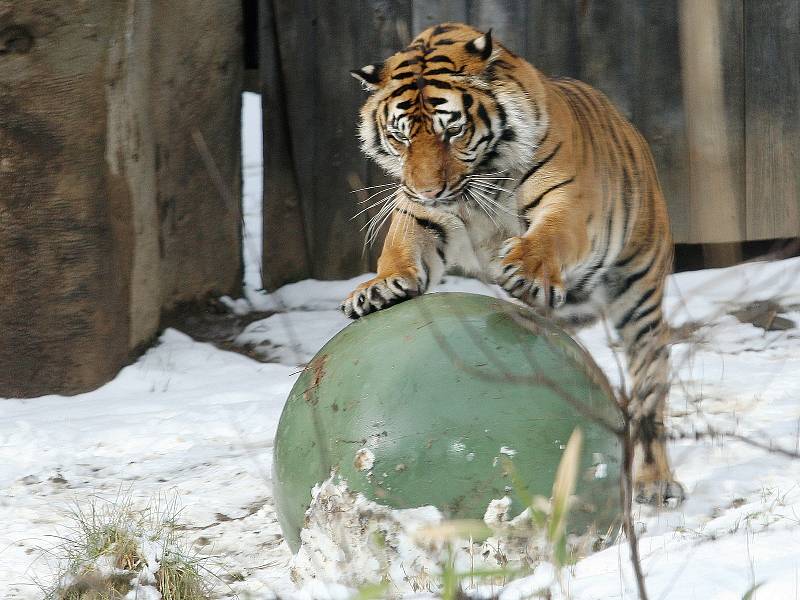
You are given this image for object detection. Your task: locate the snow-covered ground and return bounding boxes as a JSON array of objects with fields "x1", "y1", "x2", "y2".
[{"x1": 2, "y1": 94, "x2": 800, "y2": 599}]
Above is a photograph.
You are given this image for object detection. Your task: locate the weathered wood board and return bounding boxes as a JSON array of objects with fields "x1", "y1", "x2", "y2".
[
  {"x1": 1, "y1": 2, "x2": 243, "y2": 396},
  {"x1": 744, "y1": 0, "x2": 800, "y2": 240}
]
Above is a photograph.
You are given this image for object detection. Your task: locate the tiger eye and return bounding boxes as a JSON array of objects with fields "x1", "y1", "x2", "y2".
[
  {"x1": 389, "y1": 129, "x2": 409, "y2": 144},
  {"x1": 445, "y1": 123, "x2": 465, "y2": 140}
]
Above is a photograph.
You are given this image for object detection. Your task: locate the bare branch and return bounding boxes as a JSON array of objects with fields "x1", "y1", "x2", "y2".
[
  {"x1": 669, "y1": 424, "x2": 800, "y2": 461},
  {"x1": 621, "y1": 419, "x2": 650, "y2": 600}
]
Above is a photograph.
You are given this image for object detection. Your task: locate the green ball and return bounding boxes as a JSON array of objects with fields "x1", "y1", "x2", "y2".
[{"x1": 273, "y1": 292, "x2": 623, "y2": 553}]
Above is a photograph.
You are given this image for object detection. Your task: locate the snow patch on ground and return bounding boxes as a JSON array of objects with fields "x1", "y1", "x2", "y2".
[
  {"x1": 1, "y1": 260, "x2": 791, "y2": 600},
  {"x1": 292, "y1": 478, "x2": 444, "y2": 594},
  {"x1": 664, "y1": 256, "x2": 800, "y2": 327},
  {"x1": 292, "y1": 478, "x2": 556, "y2": 598},
  {"x1": 236, "y1": 310, "x2": 352, "y2": 364}
]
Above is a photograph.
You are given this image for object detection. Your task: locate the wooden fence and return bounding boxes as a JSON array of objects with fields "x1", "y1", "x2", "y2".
[{"x1": 260, "y1": 0, "x2": 799, "y2": 288}]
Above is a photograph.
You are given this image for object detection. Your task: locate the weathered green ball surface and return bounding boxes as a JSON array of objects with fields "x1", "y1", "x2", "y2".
[{"x1": 273, "y1": 292, "x2": 623, "y2": 552}]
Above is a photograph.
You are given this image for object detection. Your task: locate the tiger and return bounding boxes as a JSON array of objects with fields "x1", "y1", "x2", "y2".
[{"x1": 340, "y1": 23, "x2": 684, "y2": 505}]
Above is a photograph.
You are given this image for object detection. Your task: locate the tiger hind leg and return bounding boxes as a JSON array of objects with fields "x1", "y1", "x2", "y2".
[{"x1": 614, "y1": 296, "x2": 685, "y2": 506}]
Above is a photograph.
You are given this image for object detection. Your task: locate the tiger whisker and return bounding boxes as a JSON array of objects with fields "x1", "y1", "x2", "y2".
[
  {"x1": 475, "y1": 196, "x2": 515, "y2": 218},
  {"x1": 468, "y1": 182, "x2": 501, "y2": 198},
  {"x1": 467, "y1": 188, "x2": 499, "y2": 215},
  {"x1": 469, "y1": 178, "x2": 515, "y2": 188},
  {"x1": 473, "y1": 169, "x2": 509, "y2": 177},
  {"x1": 362, "y1": 196, "x2": 396, "y2": 235},
  {"x1": 473, "y1": 196, "x2": 501, "y2": 230},
  {"x1": 350, "y1": 182, "x2": 399, "y2": 194},
  {"x1": 359, "y1": 206, "x2": 397, "y2": 248},
  {"x1": 468, "y1": 181, "x2": 513, "y2": 195},
  {"x1": 469, "y1": 186, "x2": 516, "y2": 217},
  {"x1": 368, "y1": 196, "x2": 396, "y2": 227},
  {"x1": 386, "y1": 202, "x2": 399, "y2": 247},
  {"x1": 365, "y1": 196, "x2": 400, "y2": 247},
  {"x1": 465, "y1": 189, "x2": 500, "y2": 229},
  {"x1": 352, "y1": 189, "x2": 401, "y2": 220},
  {"x1": 358, "y1": 185, "x2": 401, "y2": 205},
  {"x1": 469, "y1": 180, "x2": 515, "y2": 189},
  {"x1": 388, "y1": 197, "x2": 409, "y2": 247},
  {"x1": 364, "y1": 216, "x2": 388, "y2": 248},
  {"x1": 467, "y1": 179, "x2": 508, "y2": 189},
  {"x1": 469, "y1": 181, "x2": 514, "y2": 194}
]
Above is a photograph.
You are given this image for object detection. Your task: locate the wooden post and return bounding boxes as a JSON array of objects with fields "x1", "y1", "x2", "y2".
[
  {"x1": 679, "y1": 0, "x2": 745, "y2": 245},
  {"x1": 149, "y1": 3, "x2": 244, "y2": 306}
]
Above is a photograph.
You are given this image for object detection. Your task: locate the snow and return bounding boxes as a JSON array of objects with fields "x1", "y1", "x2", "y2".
[
  {"x1": 242, "y1": 91, "x2": 264, "y2": 301},
  {"x1": 293, "y1": 479, "x2": 543, "y2": 596},
  {"x1": 235, "y1": 310, "x2": 351, "y2": 365},
  {"x1": 2, "y1": 93, "x2": 800, "y2": 599},
  {"x1": 0, "y1": 328, "x2": 297, "y2": 597},
  {"x1": 292, "y1": 478, "x2": 445, "y2": 592}
]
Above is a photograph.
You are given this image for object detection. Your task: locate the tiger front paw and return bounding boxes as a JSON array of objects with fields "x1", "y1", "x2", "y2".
[
  {"x1": 634, "y1": 443, "x2": 686, "y2": 506},
  {"x1": 635, "y1": 478, "x2": 686, "y2": 507},
  {"x1": 340, "y1": 273, "x2": 423, "y2": 319},
  {"x1": 498, "y1": 236, "x2": 566, "y2": 308}
]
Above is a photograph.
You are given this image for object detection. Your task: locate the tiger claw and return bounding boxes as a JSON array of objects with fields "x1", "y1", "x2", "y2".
[
  {"x1": 551, "y1": 286, "x2": 566, "y2": 308},
  {"x1": 635, "y1": 479, "x2": 686, "y2": 507},
  {"x1": 341, "y1": 274, "x2": 421, "y2": 319},
  {"x1": 498, "y1": 236, "x2": 565, "y2": 310}
]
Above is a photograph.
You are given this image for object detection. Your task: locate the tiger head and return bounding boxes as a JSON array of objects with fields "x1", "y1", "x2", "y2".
[{"x1": 352, "y1": 23, "x2": 547, "y2": 204}]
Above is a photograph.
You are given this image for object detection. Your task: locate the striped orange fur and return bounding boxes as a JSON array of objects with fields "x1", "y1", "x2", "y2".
[{"x1": 342, "y1": 23, "x2": 683, "y2": 505}]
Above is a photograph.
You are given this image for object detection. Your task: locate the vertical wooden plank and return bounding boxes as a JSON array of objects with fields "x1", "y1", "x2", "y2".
[
  {"x1": 575, "y1": 0, "x2": 641, "y2": 118},
  {"x1": 718, "y1": 0, "x2": 746, "y2": 243},
  {"x1": 576, "y1": 1, "x2": 698, "y2": 244},
  {"x1": 679, "y1": 0, "x2": 745, "y2": 243},
  {"x1": 411, "y1": 0, "x2": 468, "y2": 34},
  {"x1": 745, "y1": 0, "x2": 800, "y2": 240},
  {"x1": 468, "y1": 0, "x2": 527, "y2": 56},
  {"x1": 673, "y1": 0, "x2": 742, "y2": 243},
  {"x1": 637, "y1": 2, "x2": 694, "y2": 244},
  {"x1": 525, "y1": 0, "x2": 580, "y2": 79},
  {"x1": 150, "y1": 3, "x2": 245, "y2": 303},
  {"x1": 272, "y1": 0, "x2": 316, "y2": 260},
  {"x1": 260, "y1": 0, "x2": 312, "y2": 289},
  {"x1": 309, "y1": 0, "x2": 412, "y2": 279}
]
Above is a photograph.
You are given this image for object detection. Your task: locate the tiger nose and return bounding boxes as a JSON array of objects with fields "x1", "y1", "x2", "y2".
[{"x1": 416, "y1": 185, "x2": 445, "y2": 200}]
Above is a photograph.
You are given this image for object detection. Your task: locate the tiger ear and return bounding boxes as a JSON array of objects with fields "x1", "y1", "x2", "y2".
[
  {"x1": 465, "y1": 29, "x2": 493, "y2": 61},
  {"x1": 350, "y1": 63, "x2": 385, "y2": 91}
]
